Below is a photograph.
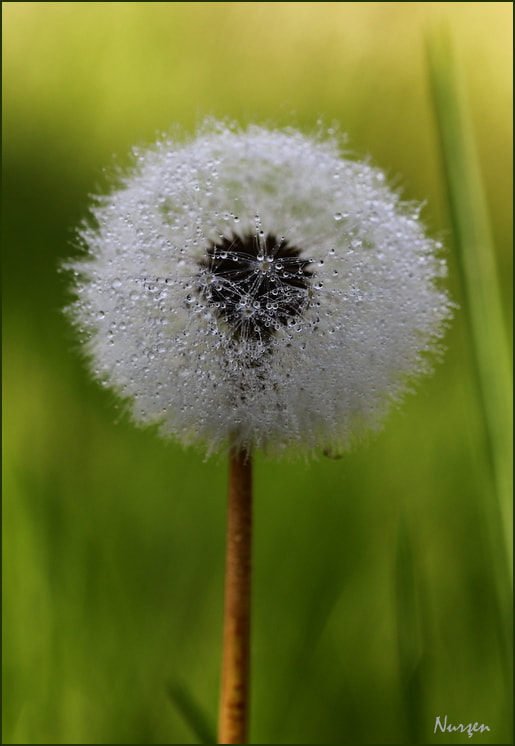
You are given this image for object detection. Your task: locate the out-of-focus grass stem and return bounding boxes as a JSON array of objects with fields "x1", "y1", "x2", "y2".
[
  {"x1": 428, "y1": 31, "x2": 513, "y2": 583},
  {"x1": 395, "y1": 514, "x2": 424, "y2": 744}
]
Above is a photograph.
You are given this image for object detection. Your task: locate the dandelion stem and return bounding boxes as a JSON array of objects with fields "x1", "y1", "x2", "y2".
[{"x1": 218, "y1": 446, "x2": 252, "y2": 744}]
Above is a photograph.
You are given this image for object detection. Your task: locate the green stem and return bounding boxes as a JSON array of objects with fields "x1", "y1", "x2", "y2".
[{"x1": 428, "y1": 30, "x2": 513, "y2": 580}]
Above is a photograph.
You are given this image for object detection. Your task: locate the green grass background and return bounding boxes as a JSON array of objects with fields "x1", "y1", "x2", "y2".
[{"x1": 3, "y1": 3, "x2": 512, "y2": 744}]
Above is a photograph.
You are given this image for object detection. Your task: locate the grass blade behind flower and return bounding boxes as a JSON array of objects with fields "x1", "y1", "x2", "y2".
[
  {"x1": 166, "y1": 681, "x2": 216, "y2": 744},
  {"x1": 428, "y1": 30, "x2": 513, "y2": 583},
  {"x1": 395, "y1": 514, "x2": 424, "y2": 744}
]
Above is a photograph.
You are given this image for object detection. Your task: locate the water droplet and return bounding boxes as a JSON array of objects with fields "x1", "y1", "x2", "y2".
[{"x1": 334, "y1": 212, "x2": 343, "y2": 221}]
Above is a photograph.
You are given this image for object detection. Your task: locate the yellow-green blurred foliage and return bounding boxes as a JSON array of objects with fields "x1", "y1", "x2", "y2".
[{"x1": 3, "y1": 3, "x2": 512, "y2": 744}]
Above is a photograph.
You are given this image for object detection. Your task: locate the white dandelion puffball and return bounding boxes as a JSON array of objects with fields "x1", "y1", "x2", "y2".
[{"x1": 67, "y1": 122, "x2": 453, "y2": 456}]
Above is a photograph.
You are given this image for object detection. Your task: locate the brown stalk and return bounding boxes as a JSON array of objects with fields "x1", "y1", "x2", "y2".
[{"x1": 218, "y1": 447, "x2": 253, "y2": 744}]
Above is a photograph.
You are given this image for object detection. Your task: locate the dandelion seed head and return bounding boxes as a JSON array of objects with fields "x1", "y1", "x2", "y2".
[{"x1": 66, "y1": 122, "x2": 453, "y2": 455}]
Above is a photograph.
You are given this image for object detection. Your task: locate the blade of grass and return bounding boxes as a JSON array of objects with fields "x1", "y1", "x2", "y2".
[
  {"x1": 166, "y1": 681, "x2": 216, "y2": 744},
  {"x1": 395, "y1": 513, "x2": 424, "y2": 744},
  {"x1": 428, "y1": 35, "x2": 513, "y2": 731},
  {"x1": 427, "y1": 30, "x2": 513, "y2": 584}
]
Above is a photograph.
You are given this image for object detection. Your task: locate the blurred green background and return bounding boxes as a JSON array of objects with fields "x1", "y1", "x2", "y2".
[{"x1": 3, "y1": 3, "x2": 512, "y2": 744}]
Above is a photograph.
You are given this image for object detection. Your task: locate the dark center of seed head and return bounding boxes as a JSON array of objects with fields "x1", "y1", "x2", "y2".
[{"x1": 197, "y1": 232, "x2": 313, "y2": 342}]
